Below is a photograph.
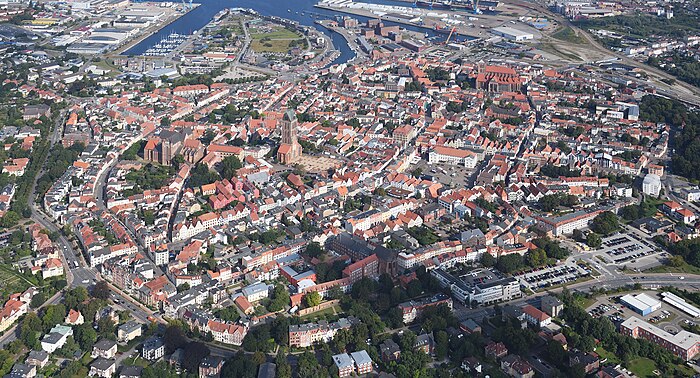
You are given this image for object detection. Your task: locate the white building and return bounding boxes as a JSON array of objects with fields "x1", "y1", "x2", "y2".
[
  {"x1": 536, "y1": 210, "x2": 601, "y2": 236},
  {"x1": 428, "y1": 146, "x2": 479, "y2": 168},
  {"x1": 642, "y1": 174, "x2": 661, "y2": 196},
  {"x1": 141, "y1": 337, "x2": 165, "y2": 361},
  {"x1": 491, "y1": 26, "x2": 534, "y2": 41},
  {"x1": 241, "y1": 282, "x2": 269, "y2": 303}
]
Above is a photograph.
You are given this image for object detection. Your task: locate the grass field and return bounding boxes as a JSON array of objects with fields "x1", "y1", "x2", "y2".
[
  {"x1": 552, "y1": 26, "x2": 586, "y2": 44},
  {"x1": 645, "y1": 261, "x2": 700, "y2": 275},
  {"x1": 122, "y1": 356, "x2": 151, "y2": 368},
  {"x1": 250, "y1": 27, "x2": 304, "y2": 53},
  {"x1": 573, "y1": 295, "x2": 596, "y2": 310},
  {"x1": 594, "y1": 346, "x2": 621, "y2": 365},
  {"x1": 299, "y1": 304, "x2": 342, "y2": 321},
  {"x1": 627, "y1": 357, "x2": 658, "y2": 378}
]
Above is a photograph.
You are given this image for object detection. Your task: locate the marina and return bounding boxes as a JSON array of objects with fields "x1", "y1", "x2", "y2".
[
  {"x1": 142, "y1": 33, "x2": 189, "y2": 56},
  {"x1": 125, "y1": 0, "x2": 463, "y2": 64}
]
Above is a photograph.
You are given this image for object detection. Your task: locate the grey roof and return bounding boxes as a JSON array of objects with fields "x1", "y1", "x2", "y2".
[
  {"x1": 283, "y1": 110, "x2": 296, "y2": 122},
  {"x1": 142, "y1": 336, "x2": 164, "y2": 350},
  {"x1": 91, "y1": 357, "x2": 115, "y2": 371},
  {"x1": 26, "y1": 350, "x2": 49, "y2": 363},
  {"x1": 119, "y1": 365, "x2": 143, "y2": 377},
  {"x1": 332, "y1": 353, "x2": 354, "y2": 369},
  {"x1": 460, "y1": 318, "x2": 481, "y2": 331},
  {"x1": 119, "y1": 321, "x2": 142, "y2": 333},
  {"x1": 41, "y1": 332, "x2": 64, "y2": 345},
  {"x1": 10, "y1": 363, "x2": 34, "y2": 375},
  {"x1": 380, "y1": 339, "x2": 400, "y2": 354},
  {"x1": 350, "y1": 350, "x2": 372, "y2": 366},
  {"x1": 94, "y1": 339, "x2": 117, "y2": 351}
]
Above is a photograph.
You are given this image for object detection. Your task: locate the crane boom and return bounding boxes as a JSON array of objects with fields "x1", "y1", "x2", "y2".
[{"x1": 445, "y1": 26, "x2": 457, "y2": 44}]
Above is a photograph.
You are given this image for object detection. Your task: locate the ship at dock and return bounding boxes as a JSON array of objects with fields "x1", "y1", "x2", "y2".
[{"x1": 414, "y1": 0, "x2": 500, "y2": 12}]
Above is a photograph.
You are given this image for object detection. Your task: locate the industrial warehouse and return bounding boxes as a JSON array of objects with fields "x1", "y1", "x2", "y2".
[
  {"x1": 661, "y1": 292, "x2": 700, "y2": 318},
  {"x1": 621, "y1": 293, "x2": 662, "y2": 316}
]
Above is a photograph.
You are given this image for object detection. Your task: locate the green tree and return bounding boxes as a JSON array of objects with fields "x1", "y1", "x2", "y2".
[
  {"x1": 668, "y1": 255, "x2": 685, "y2": 267},
  {"x1": 304, "y1": 292, "x2": 321, "y2": 308},
  {"x1": 30, "y1": 292, "x2": 45, "y2": 308},
  {"x1": 586, "y1": 232, "x2": 602, "y2": 248},
  {"x1": 219, "y1": 155, "x2": 242, "y2": 179},
  {"x1": 41, "y1": 304, "x2": 66, "y2": 332},
  {"x1": 163, "y1": 325, "x2": 187, "y2": 354},
  {"x1": 496, "y1": 254, "x2": 524, "y2": 274},
  {"x1": 480, "y1": 253, "x2": 496, "y2": 267},
  {"x1": 182, "y1": 342, "x2": 211, "y2": 373},
  {"x1": 304, "y1": 242, "x2": 323, "y2": 258},
  {"x1": 268, "y1": 284, "x2": 290, "y2": 312},
  {"x1": 434, "y1": 330, "x2": 449, "y2": 360},
  {"x1": 590, "y1": 211, "x2": 620, "y2": 235},
  {"x1": 276, "y1": 349, "x2": 292, "y2": 378},
  {"x1": 91, "y1": 281, "x2": 111, "y2": 300},
  {"x1": 74, "y1": 323, "x2": 97, "y2": 350}
]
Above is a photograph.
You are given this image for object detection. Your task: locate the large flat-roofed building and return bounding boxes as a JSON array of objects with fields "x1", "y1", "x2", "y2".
[
  {"x1": 661, "y1": 292, "x2": 700, "y2": 318},
  {"x1": 620, "y1": 293, "x2": 661, "y2": 316},
  {"x1": 536, "y1": 210, "x2": 601, "y2": 236},
  {"x1": 491, "y1": 26, "x2": 534, "y2": 41},
  {"x1": 431, "y1": 268, "x2": 521, "y2": 306},
  {"x1": 621, "y1": 316, "x2": 700, "y2": 361},
  {"x1": 428, "y1": 146, "x2": 479, "y2": 168}
]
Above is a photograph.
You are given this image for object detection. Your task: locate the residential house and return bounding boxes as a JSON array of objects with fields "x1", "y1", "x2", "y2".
[
  {"x1": 142, "y1": 336, "x2": 165, "y2": 361},
  {"x1": 92, "y1": 339, "x2": 118, "y2": 359},
  {"x1": 89, "y1": 358, "x2": 116, "y2": 378},
  {"x1": 118, "y1": 321, "x2": 142, "y2": 342}
]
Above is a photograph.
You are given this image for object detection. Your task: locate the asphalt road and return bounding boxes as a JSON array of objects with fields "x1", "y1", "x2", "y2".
[{"x1": 24, "y1": 108, "x2": 159, "y2": 331}]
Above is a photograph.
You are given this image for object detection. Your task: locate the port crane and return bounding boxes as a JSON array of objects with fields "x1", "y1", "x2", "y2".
[
  {"x1": 472, "y1": 0, "x2": 482, "y2": 14},
  {"x1": 180, "y1": 0, "x2": 193, "y2": 10},
  {"x1": 444, "y1": 25, "x2": 457, "y2": 44}
]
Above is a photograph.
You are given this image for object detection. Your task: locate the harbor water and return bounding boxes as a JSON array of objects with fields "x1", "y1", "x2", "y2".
[{"x1": 125, "y1": 0, "x2": 466, "y2": 65}]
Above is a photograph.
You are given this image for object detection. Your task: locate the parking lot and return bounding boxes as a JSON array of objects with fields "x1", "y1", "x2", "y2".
[
  {"x1": 586, "y1": 292, "x2": 692, "y2": 335},
  {"x1": 599, "y1": 234, "x2": 658, "y2": 265},
  {"x1": 411, "y1": 159, "x2": 477, "y2": 189},
  {"x1": 515, "y1": 262, "x2": 592, "y2": 291}
]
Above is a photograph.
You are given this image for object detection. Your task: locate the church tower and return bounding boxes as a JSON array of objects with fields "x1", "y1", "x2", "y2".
[{"x1": 277, "y1": 110, "x2": 303, "y2": 164}]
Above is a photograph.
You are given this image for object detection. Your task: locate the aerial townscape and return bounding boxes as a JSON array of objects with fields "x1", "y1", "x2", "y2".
[{"x1": 1, "y1": 0, "x2": 700, "y2": 377}]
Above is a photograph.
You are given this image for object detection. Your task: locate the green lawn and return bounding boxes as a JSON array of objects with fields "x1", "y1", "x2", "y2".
[
  {"x1": 594, "y1": 346, "x2": 620, "y2": 365},
  {"x1": 250, "y1": 29, "x2": 300, "y2": 40},
  {"x1": 645, "y1": 262, "x2": 700, "y2": 275},
  {"x1": 627, "y1": 357, "x2": 657, "y2": 378},
  {"x1": 250, "y1": 28, "x2": 304, "y2": 53},
  {"x1": 536, "y1": 274, "x2": 594, "y2": 292},
  {"x1": 538, "y1": 42, "x2": 583, "y2": 61},
  {"x1": 122, "y1": 356, "x2": 151, "y2": 368},
  {"x1": 552, "y1": 27, "x2": 585, "y2": 44},
  {"x1": 573, "y1": 295, "x2": 596, "y2": 310},
  {"x1": 299, "y1": 305, "x2": 341, "y2": 321}
]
